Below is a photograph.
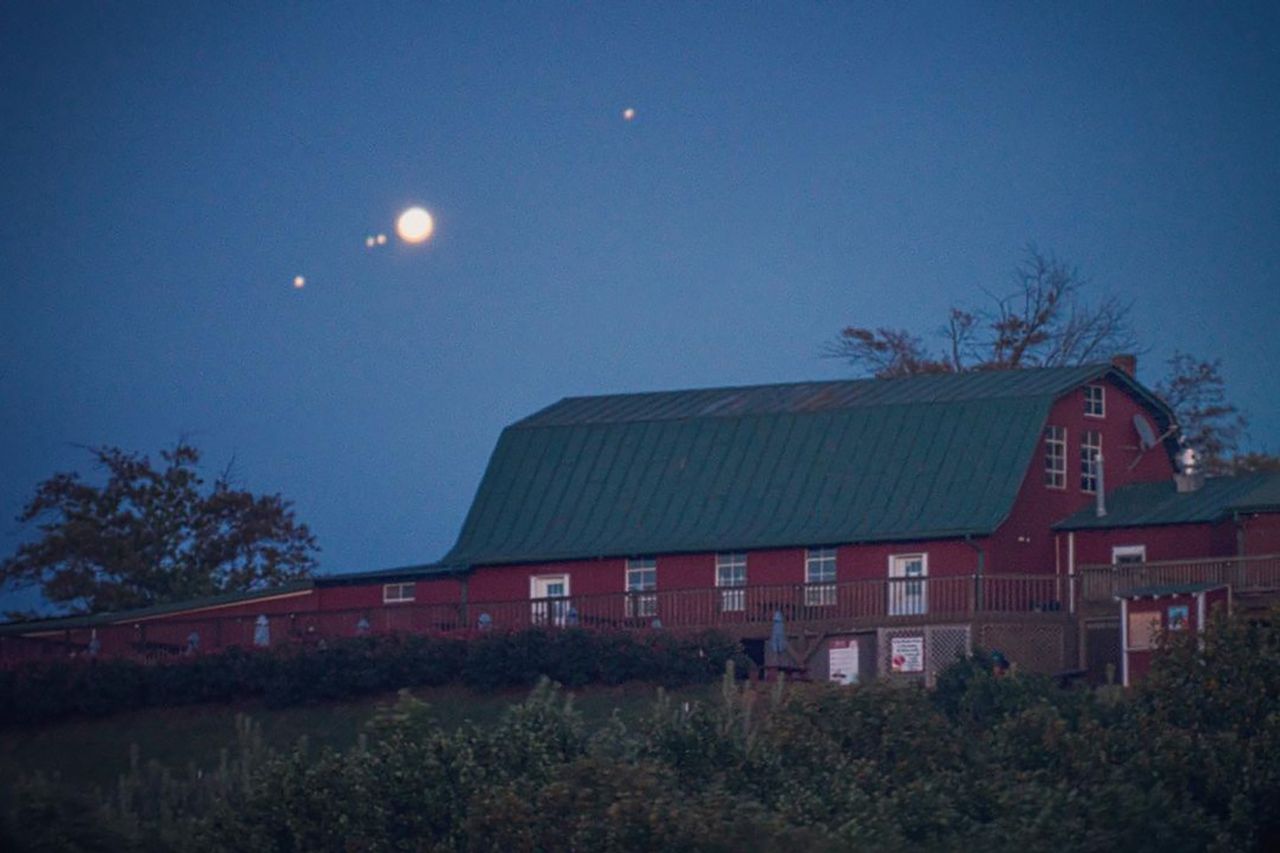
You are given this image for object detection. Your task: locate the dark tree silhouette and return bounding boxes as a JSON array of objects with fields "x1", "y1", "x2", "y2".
[
  {"x1": 826, "y1": 247, "x2": 1274, "y2": 471},
  {"x1": 2, "y1": 442, "x2": 318, "y2": 615},
  {"x1": 824, "y1": 247, "x2": 1139, "y2": 375}
]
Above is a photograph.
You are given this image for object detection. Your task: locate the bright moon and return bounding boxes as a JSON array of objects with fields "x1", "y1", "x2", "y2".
[{"x1": 396, "y1": 207, "x2": 434, "y2": 244}]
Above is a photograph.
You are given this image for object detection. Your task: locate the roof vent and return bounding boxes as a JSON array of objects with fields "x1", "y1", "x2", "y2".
[{"x1": 1175, "y1": 446, "x2": 1204, "y2": 493}]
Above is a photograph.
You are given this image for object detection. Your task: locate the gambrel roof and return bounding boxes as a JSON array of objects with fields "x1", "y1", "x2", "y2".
[{"x1": 442, "y1": 364, "x2": 1174, "y2": 568}]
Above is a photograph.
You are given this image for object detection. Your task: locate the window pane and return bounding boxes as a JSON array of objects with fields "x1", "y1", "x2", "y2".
[
  {"x1": 1081, "y1": 431, "x2": 1101, "y2": 492},
  {"x1": 1044, "y1": 425, "x2": 1066, "y2": 488}
]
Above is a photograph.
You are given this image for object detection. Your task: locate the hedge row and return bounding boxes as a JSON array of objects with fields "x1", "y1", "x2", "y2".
[{"x1": 0, "y1": 628, "x2": 750, "y2": 725}]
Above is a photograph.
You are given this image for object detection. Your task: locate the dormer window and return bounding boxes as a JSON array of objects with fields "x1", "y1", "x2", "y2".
[{"x1": 1084, "y1": 384, "x2": 1105, "y2": 418}]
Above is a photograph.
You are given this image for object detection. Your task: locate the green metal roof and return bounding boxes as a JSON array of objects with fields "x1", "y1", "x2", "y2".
[
  {"x1": 0, "y1": 580, "x2": 316, "y2": 636},
  {"x1": 318, "y1": 562, "x2": 458, "y2": 585},
  {"x1": 1055, "y1": 472, "x2": 1280, "y2": 531},
  {"x1": 444, "y1": 365, "x2": 1173, "y2": 567},
  {"x1": 1120, "y1": 582, "x2": 1228, "y2": 599}
]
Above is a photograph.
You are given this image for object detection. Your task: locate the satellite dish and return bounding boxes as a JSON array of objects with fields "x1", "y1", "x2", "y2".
[{"x1": 1133, "y1": 414, "x2": 1158, "y2": 450}]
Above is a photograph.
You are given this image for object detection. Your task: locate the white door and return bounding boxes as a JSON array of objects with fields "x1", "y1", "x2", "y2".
[
  {"x1": 888, "y1": 554, "x2": 927, "y2": 616},
  {"x1": 531, "y1": 575, "x2": 569, "y2": 626}
]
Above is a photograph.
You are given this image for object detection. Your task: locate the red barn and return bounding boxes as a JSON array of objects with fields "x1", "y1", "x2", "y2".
[{"x1": 4, "y1": 360, "x2": 1278, "y2": 682}]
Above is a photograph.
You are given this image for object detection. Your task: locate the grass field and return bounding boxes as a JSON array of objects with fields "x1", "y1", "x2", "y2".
[{"x1": 0, "y1": 681, "x2": 717, "y2": 794}]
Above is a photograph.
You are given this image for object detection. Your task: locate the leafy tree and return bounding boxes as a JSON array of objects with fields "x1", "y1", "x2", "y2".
[{"x1": 1, "y1": 442, "x2": 317, "y2": 615}]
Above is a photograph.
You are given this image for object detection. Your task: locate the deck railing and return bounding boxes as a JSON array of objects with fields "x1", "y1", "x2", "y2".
[
  {"x1": 0, "y1": 573, "x2": 1070, "y2": 665},
  {"x1": 4, "y1": 556, "x2": 1277, "y2": 665},
  {"x1": 1076, "y1": 553, "x2": 1280, "y2": 605}
]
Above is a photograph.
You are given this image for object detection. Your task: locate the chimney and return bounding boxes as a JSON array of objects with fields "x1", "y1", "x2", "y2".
[
  {"x1": 1094, "y1": 452, "x2": 1107, "y2": 517},
  {"x1": 1174, "y1": 446, "x2": 1205, "y2": 493},
  {"x1": 1111, "y1": 353, "x2": 1137, "y2": 377}
]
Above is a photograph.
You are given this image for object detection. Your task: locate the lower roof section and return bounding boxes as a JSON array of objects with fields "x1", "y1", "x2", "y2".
[{"x1": 1056, "y1": 472, "x2": 1280, "y2": 531}]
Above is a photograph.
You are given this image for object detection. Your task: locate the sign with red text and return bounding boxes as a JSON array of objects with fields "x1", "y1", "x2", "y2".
[
  {"x1": 828, "y1": 638, "x2": 859, "y2": 684},
  {"x1": 890, "y1": 636, "x2": 924, "y2": 673}
]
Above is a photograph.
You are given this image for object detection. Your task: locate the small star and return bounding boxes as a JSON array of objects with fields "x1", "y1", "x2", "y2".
[{"x1": 292, "y1": 275, "x2": 306, "y2": 289}]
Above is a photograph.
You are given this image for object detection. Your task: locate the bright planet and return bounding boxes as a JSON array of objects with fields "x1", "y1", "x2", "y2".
[{"x1": 396, "y1": 207, "x2": 434, "y2": 244}]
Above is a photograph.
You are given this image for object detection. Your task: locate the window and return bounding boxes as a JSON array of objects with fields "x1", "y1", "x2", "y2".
[
  {"x1": 716, "y1": 553, "x2": 747, "y2": 612},
  {"x1": 1081, "y1": 430, "x2": 1102, "y2": 493},
  {"x1": 1044, "y1": 426, "x2": 1066, "y2": 488},
  {"x1": 383, "y1": 582, "x2": 415, "y2": 603},
  {"x1": 626, "y1": 558, "x2": 657, "y2": 617},
  {"x1": 1112, "y1": 545, "x2": 1146, "y2": 565},
  {"x1": 805, "y1": 547, "x2": 837, "y2": 606},
  {"x1": 1084, "y1": 384, "x2": 1105, "y2": 418},
  {"x1": 888, "y1": 554, "x2": 927, "y2": 616},
  {"x1": 1126, "y1": 610, "x2": 1159, "y2": 651}
]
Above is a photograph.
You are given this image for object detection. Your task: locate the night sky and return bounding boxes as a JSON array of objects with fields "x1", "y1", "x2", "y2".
[{"x1": 2, "y1": 2, "x2": 1278, "y2": 612}]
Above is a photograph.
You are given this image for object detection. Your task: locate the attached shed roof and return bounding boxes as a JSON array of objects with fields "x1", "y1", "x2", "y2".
[
  {"x1": 444, "y1": 364, "x2": 1173, "y2": 568},
  {"x1": 0, "y1": 580, "x2": 316, "y2": 636},
  {"x1": 1120, "y1": 582, "x2": 1228, "y2": 599},
  {"x1": 1055, "y1": 471, "x2": 1280, "y2": 531},
  {"x1": 319, "y1": 562, "x2": 457, "y2": 585}
]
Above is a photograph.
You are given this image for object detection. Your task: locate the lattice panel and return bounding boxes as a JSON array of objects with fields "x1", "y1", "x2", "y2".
[
  {"x1": 877, "y1": 624, "x2": 971, "y2": 686},
  {"x1": 927, "y1": 626, "x2": 972, "y2": 684},
  {"x1": 978, "y1": 622, "x2": 1068, "y2": 675}
]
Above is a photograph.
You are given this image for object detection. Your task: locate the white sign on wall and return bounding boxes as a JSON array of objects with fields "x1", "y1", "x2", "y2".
[
  {"x1": 890, "y1": 636, "x2": 924, "y2": 673},
  {"x1": 828, "y1": 638, "x2": 858, "y2": 684}
]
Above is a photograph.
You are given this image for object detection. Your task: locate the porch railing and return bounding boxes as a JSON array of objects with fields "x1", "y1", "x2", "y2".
[
  {"x1": 1076, "y1": 553, "x2": 1280, "y2": 605},
  {"x1": 0, "y1": 573, "x2": 1069, "y2": 665}
]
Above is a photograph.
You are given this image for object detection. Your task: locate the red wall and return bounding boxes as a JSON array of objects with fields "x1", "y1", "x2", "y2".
[
  {"x1": 1071, "y1": 523, "x2": 1220, "y2": 567},
  {"x1": 459, "y1": 538, "x2": 981, "y2": 605},
  {"x1": 1241, "y1": 513, "x2": 1280, "y2": 556},
  {"x1": 987, "y1": 376, "x2": 1177, "y2": 575},
  {"x1": 315, "y1": 577, "x2": 464, "y2": 611},
  {"x1": 468, "y1": 557, "x2": 627, "y2": 601},
  {"x1": 1124, "y1": 587, "x2": 1230, "y2": 684}
]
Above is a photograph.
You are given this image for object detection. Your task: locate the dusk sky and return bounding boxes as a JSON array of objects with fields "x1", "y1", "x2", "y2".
[{"x1": 2, "y1": 2, "x2": 1278, "y2": 612}]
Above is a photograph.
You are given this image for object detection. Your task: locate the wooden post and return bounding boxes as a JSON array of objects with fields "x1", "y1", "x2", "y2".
[{"x1": 459, "y1": 576, "x2": 469, "y2": 629}]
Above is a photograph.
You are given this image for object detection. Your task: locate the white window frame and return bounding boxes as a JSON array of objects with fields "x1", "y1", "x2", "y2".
[
  {"x1": 382, "y1": 582, "x2": 415, "y2": 604},
  {"x1": 530, "y1": 574, "x2": 570, "y2": 626},
  {"x1": 1112, "y1": 545, "x2": 1147, "y2": 565},
  {"x1": 1044, "y1": 425, "x2": 1067, "y2": 489},
  {"x1": 716, "y1": 553, "x2": 747, "y2": 612},
  {"x1": 888, "y1": 553, "x2": 928, "y2": 616},
  {"x1": 804, "y1": 547, "x2": 837, "y2": 607},
  {"x1": 1084, "y1": 384, "x2": 1106, "y2": 418},
  {"x1": 1081, "y1": 430, "x2": 1102, "y2": 493},
  {"x1": 625, "y1": 557, "x2": 657, "y2": 618}
]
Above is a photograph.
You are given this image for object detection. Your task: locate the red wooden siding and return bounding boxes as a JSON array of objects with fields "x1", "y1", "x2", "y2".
[{"x1": 987, "y1": 376, "x2": 1177, "y2": 576}]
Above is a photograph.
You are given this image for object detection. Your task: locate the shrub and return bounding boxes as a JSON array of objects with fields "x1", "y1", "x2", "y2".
[{"x1": 0, "y1": 627, "x2": 743, "y2": 725}]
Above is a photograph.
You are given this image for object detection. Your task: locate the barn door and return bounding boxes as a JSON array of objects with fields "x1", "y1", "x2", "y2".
[
  {"x1": 531, "y1": 575, "x2": 569, "y2": 626},
  {"x1": 888, "y1": 554, "x2": 927, "y2": 616}
]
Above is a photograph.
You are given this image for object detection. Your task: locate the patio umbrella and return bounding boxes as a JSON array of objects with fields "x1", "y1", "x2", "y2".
[
  {"x1": 770, "y1": 609, "x2": 788, "y2": 657},
  {"x1": 253, "y1": 615, "x2": 270, "y2": 647}
]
